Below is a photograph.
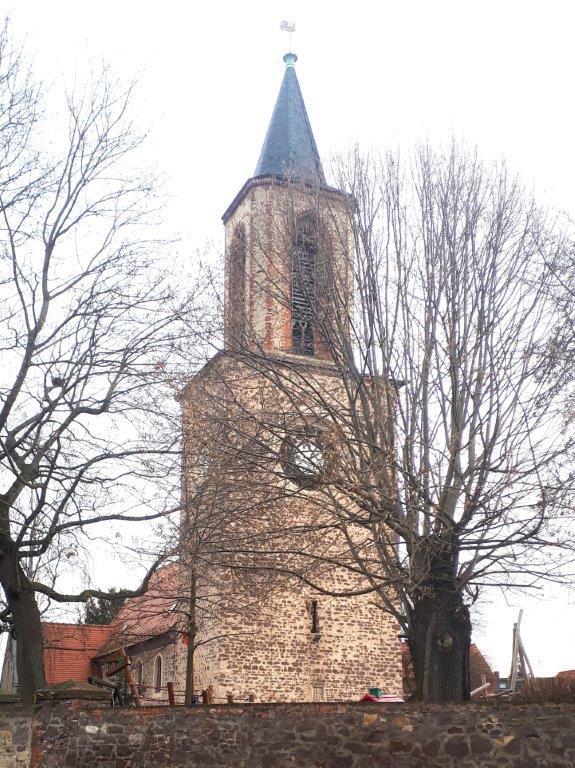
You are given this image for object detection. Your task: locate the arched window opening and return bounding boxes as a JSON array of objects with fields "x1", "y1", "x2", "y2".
[
  {"x1": 292, "y1": 215, "x2": 317, "y2": 356},
  {"x1": 154, "y1": 655, "x2": 162, "y2": 693},
  {"x1": 135, "y1": 661, "x2": 143, "y2": 685},
  {"x1": 229, "y1": 224, "x2": 247, "y2": 347}
]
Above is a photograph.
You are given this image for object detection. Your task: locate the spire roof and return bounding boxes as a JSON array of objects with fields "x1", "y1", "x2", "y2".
[{"x1": 254, "y1": 53, "x2": 326, "y2": 186}]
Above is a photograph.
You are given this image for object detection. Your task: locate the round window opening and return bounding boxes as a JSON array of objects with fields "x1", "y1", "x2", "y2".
[{"x1": 282, "y1": 432, "x2": 325, "y2": 485}]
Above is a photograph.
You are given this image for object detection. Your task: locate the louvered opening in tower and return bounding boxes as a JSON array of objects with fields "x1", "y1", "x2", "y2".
[{"x1": 292, "y1": 214, "x2": 317, "y2": 356}]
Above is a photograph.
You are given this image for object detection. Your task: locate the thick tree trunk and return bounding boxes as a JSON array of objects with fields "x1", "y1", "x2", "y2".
[
  {"x1": 407, "y1": 551, "x2": 471, "y2": 702},
  {"x1": 0, "y1": 564, "x2": 46, "y2": 703}
]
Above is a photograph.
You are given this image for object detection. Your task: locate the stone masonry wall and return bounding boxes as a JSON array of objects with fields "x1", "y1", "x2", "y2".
[
  {"x1": 0, "y1": 704, "x2": 31, "y2": 768},
  {"x1": 11, "y1": 699, "x2": 575, "y2": 768},
  {"x1": 181, "y1": 357, "x2": 402, "y2": 704},
  {"x1": 129, "y1": 641, "x2": 180, "y2": 705},
  {"x1": 215, "y1": 580, "x2": 402, "y2": 703}
]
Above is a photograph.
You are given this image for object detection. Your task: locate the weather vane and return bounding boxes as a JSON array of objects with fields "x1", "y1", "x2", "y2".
[{"x1": 280, "y1": 20, "x2": 296, "y2": 51}]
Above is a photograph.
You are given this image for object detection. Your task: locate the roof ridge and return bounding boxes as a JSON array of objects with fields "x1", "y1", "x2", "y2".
[{"x1": 42, "y1": 621, "x2": 112, "y2": 629}]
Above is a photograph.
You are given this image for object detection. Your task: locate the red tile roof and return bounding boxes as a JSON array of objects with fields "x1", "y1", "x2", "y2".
[
  {"x1": 37, "y1": 564, "x2": 182, "y2": 685},
  {"x1": 94, "y1": 563, "x2": 182, "y2": 657},
  {"x1": 42, "y1": 623, "x2": 113, "y2": 685}
]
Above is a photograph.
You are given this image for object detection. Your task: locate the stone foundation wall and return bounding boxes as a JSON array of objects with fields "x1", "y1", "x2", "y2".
[
  {"x1": 0, "y1": 703, "x2": 31, "y2": 767},
  {"x1": 4, "y1": 698, "x2": 571, "y2": 768}
]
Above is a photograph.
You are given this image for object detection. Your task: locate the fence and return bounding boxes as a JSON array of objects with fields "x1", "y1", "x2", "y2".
[{"x1": 115, "y1": 681, "x2": 256, "y2": 707}]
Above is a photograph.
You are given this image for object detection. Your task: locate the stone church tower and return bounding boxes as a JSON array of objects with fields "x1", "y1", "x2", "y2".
[{"x1": 180, "y1": 53, "x2": 402, "y2": 702}]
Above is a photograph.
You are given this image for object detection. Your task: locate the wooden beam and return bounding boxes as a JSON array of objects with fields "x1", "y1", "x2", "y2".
[
  {"x1": 106, "y1": 662, "x2": 128, "y2": 677},
  {"x1": 167, "y1": 682, "x2": 175, "y2": 706},
  {"x1": 509, "y1": 609, "x2": 523, "y2": 692},
  {"x1": 470, "y1": 682, "x2": 491, "y2": 698},
  {"x1": 120, "y1": 647, "x2": 141, "y2": 707},
  {"x1": 518, "y1": 636, "x2": 534, "y2": 678}
]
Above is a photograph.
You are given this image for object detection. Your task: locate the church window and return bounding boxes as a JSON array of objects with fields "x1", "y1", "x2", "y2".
[
  {"x1": 281, "y1": 430, "x2": 324, "y2": 486},
  {"x1": 311, "y1": 599, "x2": 320, "y2": 636},
  {"x1": 229, "y1": 224, "x2": 247, "y2": 347},
  {"x1": 292, "y1": 214, "x2": 317, "y2": 355},
  {"x1": 154, "y1": 655, "x2": 162, "y2": 693},
  {"x1": 135, "y1": 661, "x2": 143, "y2": 685}
]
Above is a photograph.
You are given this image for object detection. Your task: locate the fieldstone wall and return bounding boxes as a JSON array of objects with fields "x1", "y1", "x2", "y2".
[
  {"x1": 181, "y1": 357, "x2": 403, "y2": 704},
  {"x1": 0, "y1": 702, "x2": 31, "y2": 767},
  {"x1": 21, "y1": 699, "x2": 575, "y2": 768}
]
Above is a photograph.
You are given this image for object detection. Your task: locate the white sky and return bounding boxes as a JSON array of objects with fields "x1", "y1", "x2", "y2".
[{"x1": 5, "y1": 0, "x2": 575, "y2": 679}]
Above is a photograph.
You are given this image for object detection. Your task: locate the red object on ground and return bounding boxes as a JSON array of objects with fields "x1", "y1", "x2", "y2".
[{"x1": 359, "y1": 693, "x2": 404, "y2": 703}]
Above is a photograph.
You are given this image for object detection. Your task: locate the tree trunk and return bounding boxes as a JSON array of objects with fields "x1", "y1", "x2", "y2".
[
  {"x1": 184, "y1": 565, "x2": 197, "y2": 706},
  {"x1": 184, "y1": 631, "x2": 196, "y2": 706},
  {"x1": 0, "y1": 564, "x2": 46, "y2": 703},
  {"x1": 407, "y1": 551, "x2": 471, "y2": 702}
]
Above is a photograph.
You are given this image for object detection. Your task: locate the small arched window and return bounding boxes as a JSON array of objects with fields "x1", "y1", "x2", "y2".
[
  {"x1": 135, "y1": 661, "x2": 143, "y2": 685},
  {"x1": 292, "y1": 214, "x2": 317, "y2": 356},
  {"x1": 154, "y1": 655, "x2": 162, "y2": 693},
  {"x1": 229, "y1": 224, "x2": 247, "y2": 347}
]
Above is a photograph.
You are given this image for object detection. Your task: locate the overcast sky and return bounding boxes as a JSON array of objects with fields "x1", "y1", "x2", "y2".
[{"x1": 6, "y1": 0, "x2": 575, "y2": 679}]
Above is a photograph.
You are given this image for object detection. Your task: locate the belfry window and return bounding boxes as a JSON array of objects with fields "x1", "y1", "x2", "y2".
[
  {"x1": 292, "y1": 214, "x2": 317, "y2": 356},
  {"x1": 229, "y1": 224, "x2": 247, "y2": 347}
]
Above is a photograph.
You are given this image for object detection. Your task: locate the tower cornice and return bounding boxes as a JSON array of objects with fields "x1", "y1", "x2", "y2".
[{"x1": 222, "y1": 175, "x2": 349, "y2": 224}]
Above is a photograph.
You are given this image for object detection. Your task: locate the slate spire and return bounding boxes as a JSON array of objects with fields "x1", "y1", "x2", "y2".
[{"x1": 254, "y1": 53, "x2": 326, "y2": 186}]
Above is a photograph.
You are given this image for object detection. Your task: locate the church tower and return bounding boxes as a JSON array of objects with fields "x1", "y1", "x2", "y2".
[
  {"x1": 222, "y1": 52, "x2": 353, "y2": 362},
  {"x1": 180, "y1": 53, "x2": 402, "y2": 703}
]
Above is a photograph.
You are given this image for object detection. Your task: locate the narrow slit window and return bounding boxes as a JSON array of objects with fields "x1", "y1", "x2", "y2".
[
  {"x1": 312, "y1": 683, "x2": 325, "y2": 701},
  {"x1": 311, "y1": 599, "x2": 319, "y2": 635}
]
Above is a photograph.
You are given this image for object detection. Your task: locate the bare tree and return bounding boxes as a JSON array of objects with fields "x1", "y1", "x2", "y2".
[
  {"x1": 0, "y1": 22, "x2": 204, "y2": 701},
  {"x1": 190, "y1": 145, "x2": 574, "y2": 702}
]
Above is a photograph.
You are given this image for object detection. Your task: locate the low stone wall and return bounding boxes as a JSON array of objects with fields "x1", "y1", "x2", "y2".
[
  {"x1": 1, "y1": 697, "x2": 574, "y2": 767},
  {"x1": 0, "y1": 702, "x2": 31, "y2": 767}
]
